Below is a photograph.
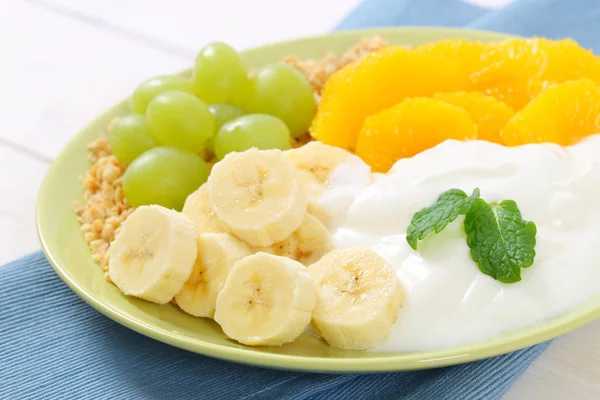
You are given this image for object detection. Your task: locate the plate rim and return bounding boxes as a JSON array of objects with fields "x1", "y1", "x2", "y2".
[{"x1": 36, "y1": 26, "x2": 600, "y2": 373}]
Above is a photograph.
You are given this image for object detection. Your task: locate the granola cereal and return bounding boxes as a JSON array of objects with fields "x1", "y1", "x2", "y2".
[
  {"x1": 74, "y1": 36, "x2": 388, "y2": 271},
  {"x1": 73, "y1": 136, "x2": 134, "y2": 273}
]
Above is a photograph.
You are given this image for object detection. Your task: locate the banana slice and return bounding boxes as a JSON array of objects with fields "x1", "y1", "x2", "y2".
[
  {"x1": 306, "y1": 248, "x2": 404, "y2": 350},
  {"x1": 108, "y1": 205, "x2": 198, "y2": 304},
  {"x1": 284, "y1": 142, "x2": 350, "y2": 223},
  {"x1": 253, "y1": 213, "x2": 333, "y2": 266},
  {"x1": 285, "y1": 141, "x2": 352, "y2": 195},
  {"x1": 182, "y1": 184, "x2": 230, "y2": 234},
  {"x1": 284, "y1": 141, "x2": 371, "y2": 225},
  {"x1": 207, "y1": 149, "x2": 307, "y2": 247},
  {"x1": 175, "y1": 233, "x2": 251, "y2": 318},
  {"x1": 214, "y1": 252, "x2": 315, "y2": 346}
]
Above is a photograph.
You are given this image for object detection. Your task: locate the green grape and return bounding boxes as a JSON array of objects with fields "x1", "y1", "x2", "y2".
[
  {"x1": 209, "y1": 104, "x2": 246, "y2": 132},
  {"x1": 207, "y1": 104, "x2": 246, "y2": 151},
  {"x1": 193, "y1": 42, "x2": 251, "y2": 108},
  {"x1": 248, "y1": 62, "x2": 316, "y2": 138},
  {"x1": 213, "y1": 114, "x2": 291, "y2": 160},
  {"x1": 146, "y1": 90, "x2": 214, "y2": 153},
  {"x1": 109, "y1": 115, "x2": 156, "y2": 165},
  {"x1": 123, "y1": 147, "x2": 209, "y2": 210},
  {"x1": 130, "y1": 75, "x2": 195, "y2": 114}
]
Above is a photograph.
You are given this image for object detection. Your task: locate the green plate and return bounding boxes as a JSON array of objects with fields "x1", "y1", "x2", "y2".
[{"x1": 37, "y1": 27, "x2": 600, "y2": 372}]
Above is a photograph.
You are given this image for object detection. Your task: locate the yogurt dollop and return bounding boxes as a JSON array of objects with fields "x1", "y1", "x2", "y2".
[{"x1": 320, "y1": 136, "x2": 600, "y2": 351}]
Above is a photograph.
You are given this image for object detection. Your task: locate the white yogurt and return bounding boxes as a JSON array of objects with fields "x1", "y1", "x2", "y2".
[{"x1": 320, "y1": 136, "x2": 600, "y2": 351}]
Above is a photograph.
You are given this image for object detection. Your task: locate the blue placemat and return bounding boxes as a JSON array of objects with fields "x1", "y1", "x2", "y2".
[{"x1": 4, "y1": 0, "x2": 598, "y2": 398}]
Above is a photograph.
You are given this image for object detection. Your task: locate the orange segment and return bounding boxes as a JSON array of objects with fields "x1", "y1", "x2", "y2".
[
  {"x1": 474, "y1": 38, "x2": 547, "y2": 80},
  {"x1": 434, "y1": 92, "x2": 514, "y2": 143},
  {"x1": 477, "y1": 85, "x2": 536, "y2": 111},
  {"x1": 501, "y1": 79, "x2": 600, "y2": 146},
  {"x1": 310, "y1": 46, "x2": 470, "y2": 150},
  {"x1": 582, "y1": 59, "x2": 600, "y2": 85},
  {"x1": 355, "y1": 98, "x2": 478, "y2": 172},
  {"x1": 532, "y1": 38, "x2": 600, "y2": 83},
  {"x1": 470, "y1": 39, "x2": 547, "y2": 110},
  {"x1": 527, "y1": 78, "x2": 555, "y2": 97},
  {"x1": 414, "y1": 39, "x2": 487, "y2": 74}
]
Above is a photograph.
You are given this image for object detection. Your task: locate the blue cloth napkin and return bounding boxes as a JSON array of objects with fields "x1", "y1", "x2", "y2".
[
  {"x1": 1, "y1": 253, "x2": 549, "y2": 399},
  {"x1": 3, "y1": 0, "x2": 598, "y2": 398},
  {"x1": 339, "y1": 0, "x2": 600, "y2": 53}
]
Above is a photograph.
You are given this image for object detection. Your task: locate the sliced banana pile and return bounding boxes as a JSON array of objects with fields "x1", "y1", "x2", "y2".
[{"x1": 108, "y1": 146, "x2": 405, "y2": 350}]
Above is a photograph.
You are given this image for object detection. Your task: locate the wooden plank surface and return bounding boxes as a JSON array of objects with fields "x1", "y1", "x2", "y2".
[
  {"x1": 0, "y1": 0, "x2": 189, "y2": 160},
  {"x1": 2, "y1": 0, "x2": 599, "y2": 398},
  {"x1": 31, "y1": 0, "x2": 362, "y2": 54},
  {"x1": 0, "y1": 143, "x2": 48, "y2": 264}
]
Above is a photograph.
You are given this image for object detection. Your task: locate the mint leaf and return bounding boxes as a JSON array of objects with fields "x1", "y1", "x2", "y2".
[
  {"x1": 464, "y1": 199, "x2": 537, "y2": 283},
  {"x1": 406, "y1": 188, "x2": 480, "y2": 250}
]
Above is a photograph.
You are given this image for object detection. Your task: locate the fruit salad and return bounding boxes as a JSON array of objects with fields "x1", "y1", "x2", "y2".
[{"x1": 74, "y1": 35, "x2": 600, "y2": 352}]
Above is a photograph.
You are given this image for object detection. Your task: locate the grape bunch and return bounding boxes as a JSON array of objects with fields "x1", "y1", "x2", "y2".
[{"x1": 107, "y1": 42, "x2": 317, "y2": 210}]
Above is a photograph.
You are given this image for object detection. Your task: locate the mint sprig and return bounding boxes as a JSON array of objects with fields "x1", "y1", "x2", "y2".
[
  {"x1": 406, "y1": 188, "x2": 480, "y2": 250},
  {"x1": 464, "y1": 199, "x2": 537, "y2": 283},
  {"x1": 406, "y1": 188, "x2": 537, "y2": 284}
]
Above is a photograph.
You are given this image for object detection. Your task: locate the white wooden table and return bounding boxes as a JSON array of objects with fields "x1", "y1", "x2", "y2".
[{"x1": 2, "y1": 0, "x2": 599, "y2": 398}]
